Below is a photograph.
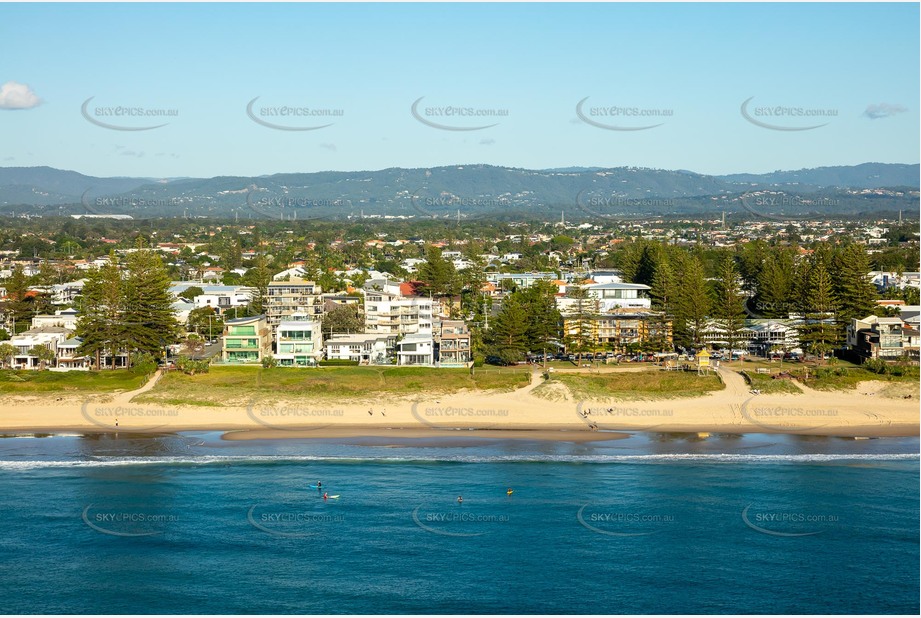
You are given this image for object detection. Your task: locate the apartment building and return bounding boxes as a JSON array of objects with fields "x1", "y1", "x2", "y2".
[
  {"x1": 562, "y1": 310, "x2": 672, "y2": 352},
  {"x1": 266, "y1": 278, "x2": 324, "y2": 327},
  {"x1": 363, "y1": 279, "x2": 436, "y2": 336},
  {"x1": 437, "y1": 320, "x2": 472, "y2": 366}
]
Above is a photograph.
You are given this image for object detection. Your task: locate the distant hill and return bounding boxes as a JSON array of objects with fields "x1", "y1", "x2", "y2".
[
  {"x1": 719, "y1": 163, "x2": 920, "y2": 190},
  {"x1": 0, "y1": 166, "x2": 155, "y2": 204},
  {"x1": 0, "y1": 163, "x2": 917, "y2": 219}
]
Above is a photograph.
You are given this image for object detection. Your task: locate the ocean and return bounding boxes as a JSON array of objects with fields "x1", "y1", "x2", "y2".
[{"x1": 0, "y1": 431, "x2": 917, "y2": 614}]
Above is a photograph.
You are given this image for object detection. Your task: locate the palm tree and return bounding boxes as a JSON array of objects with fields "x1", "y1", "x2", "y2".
[
  {"x1": 29, "y1": 345, "x2": 56, "y2": 370},
  {"x1": 0, "y1": 343, "x2": 15, "y2": 369}
]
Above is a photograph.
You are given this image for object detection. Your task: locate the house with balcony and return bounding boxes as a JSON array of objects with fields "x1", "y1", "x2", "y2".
[
  {"x1": 274, "y1": 320, "x2": 323, "y2": 367},
  {"x1": 437, "y1": 320, "x2": 471, "y2": 366},
  {"x1": 397, "y1": 333, "x2": 435, "y2": 366},
  {"x1": 585, "y1": 282, "x2": 652, "y2": 310},
  {"x1": 847, "y1": 315, "x2": 916, "y2": 363},
  {"x1": 324, "y1": 333, "x2": 396, "y2": 365},
  {"x1": 55, "y1": 336, "x2": 90, "y2": 370},
  {"x1": 5, "y1": 326, "x2": 70, "y2": 369},
  {"x1": 221, "y1": 315, "x2": 271, "y2": 364}
]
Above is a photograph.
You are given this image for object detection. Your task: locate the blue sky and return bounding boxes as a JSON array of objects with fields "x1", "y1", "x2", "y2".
[{"x1": 1, "y1": 2, "x2": 918, "y2": 178}]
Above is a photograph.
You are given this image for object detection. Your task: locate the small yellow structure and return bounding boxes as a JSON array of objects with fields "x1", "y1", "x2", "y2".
[{"x1": 695, "y1": 349, "x2": 711, "y2": 367}]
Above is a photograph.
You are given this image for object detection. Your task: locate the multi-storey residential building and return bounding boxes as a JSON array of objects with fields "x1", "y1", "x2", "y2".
[
  {"x1": 363, "y1": 279, "x2": 436, "y2": 336},
  {"x1": 274, "y1": 320, "x2": 323, "y2": 367},
  {"x1": 562, "y1": 310, "x2": 672, "y2": 352},
  {"x1": 324, "y1": 333, "x2": 396, "y2": 365},
  {"x1": 437, "y1": 320, "x2": 471, "y2": 366},
  {"x1": 266, "y1": 278, "x2": 324, "y2": 327},
  {"x1": 397, "y1": 333, "x2": 434, "y2": 366},
  {"x1": 221, "y1": 315, "x2": 272, "y2": 364}
]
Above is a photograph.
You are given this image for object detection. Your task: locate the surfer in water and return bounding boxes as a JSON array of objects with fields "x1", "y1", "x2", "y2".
[
  {"x1": 457, "y1": 496, "x2": 463, "y2": 504},
  {"x1": 323, "y1": 492, "x2": 328, "y2": 501},
  {"x1": 506, "y1": 488, "x2": 513, "y2": 496},
  {"x1": 316, "y1": 481, "x2": 322, "y2": 490}
]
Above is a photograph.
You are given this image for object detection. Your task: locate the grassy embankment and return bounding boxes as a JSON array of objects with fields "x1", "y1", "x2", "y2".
[{"x1": 134, "y1": 365, "x2": 532, "y2": 407}]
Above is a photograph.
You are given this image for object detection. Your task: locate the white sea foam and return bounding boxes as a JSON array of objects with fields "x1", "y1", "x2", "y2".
[{"x1": 0, "y1": 452, "x2": 917, "y2": 470}]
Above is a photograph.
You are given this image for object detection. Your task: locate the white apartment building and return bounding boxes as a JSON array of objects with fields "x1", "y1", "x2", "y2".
[{"x1": 363, "y1": 279, "x2": 436, "y2": 336}]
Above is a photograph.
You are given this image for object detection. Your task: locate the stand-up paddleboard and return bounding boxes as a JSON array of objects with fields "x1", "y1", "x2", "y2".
[
  {"x1": 308, "y1": 484, "x2": 321, "y2": 489},
  {"x1": 328, "y1": 495, "x2": 340, "y2": 499}
]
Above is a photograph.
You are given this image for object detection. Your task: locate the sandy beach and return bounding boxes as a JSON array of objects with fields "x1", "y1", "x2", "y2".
[{"x1": 1, "y1": 367, "x2": 917, "y2": 439}]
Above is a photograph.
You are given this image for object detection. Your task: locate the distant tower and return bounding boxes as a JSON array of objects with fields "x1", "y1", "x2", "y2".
[
  {"x1": 722, "y1": 211, "x2": 726, "y2": 229},
  {"x1": 899, "y1": 210, "x2": 902, "y2": 224},
  {"x1": 561, "y1": 210, "x2": 565, "y2": 225}
]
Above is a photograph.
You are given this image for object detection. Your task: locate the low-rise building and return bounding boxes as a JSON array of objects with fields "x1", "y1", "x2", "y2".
[
  {"x1": 31, "y1": 309, "x2": 79, "y2": 331},
  {"x1": 275, "y1": 320, "x2": 323, "y2": 367},
  {"x1": 324, "y1": 333, "x2": 396, "y2": 365},
  {"x1": 397, "y1": 333, "x2": 435, "y2": 366},
  {"x1": 7, "y1": 326, "x2": 70, "y2": 369},
  {"x1": 848, "y1": 315, "x2": 917, "y2": 362},
  {"x1": 221, "y1": 315, "x2": 271, "y2": 364}
]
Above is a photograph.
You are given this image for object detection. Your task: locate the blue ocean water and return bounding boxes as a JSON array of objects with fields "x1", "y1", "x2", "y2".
[{"x1": 0, "y1": 432, "x2": 917, "y2": 614}]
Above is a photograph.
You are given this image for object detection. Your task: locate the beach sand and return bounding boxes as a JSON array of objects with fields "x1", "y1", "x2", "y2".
[{"x1": 1, "y1": 367, "x2": 917, "y2": 439}]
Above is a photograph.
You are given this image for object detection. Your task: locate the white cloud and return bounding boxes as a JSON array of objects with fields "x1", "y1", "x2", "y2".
[
  {"x1": 863, "y1": 103, "x2": 907, "y2": 120},
  {"x1": 0, "y1": 81, "x2": 42, "y2": 110}
]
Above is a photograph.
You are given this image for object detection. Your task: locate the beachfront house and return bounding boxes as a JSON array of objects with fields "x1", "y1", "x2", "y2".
[
  {"x1": 6, "y1": 326, "x2": 70, "y2": 369},
  {"x1": 397, "y1": 333, "x2": 435, "y2": 366},
  {"x1": 274, "y1": 320, "x2": 323, "y2": 367},
  {"x1": 221, "y1": 315, "x2": 272, "y2": 364},
  {"x1": 847, "y1": 315, "x2": 918, "y2": 363},
  {"x1": 324, "y1": 333, "x2": 396, "y2": 365}
]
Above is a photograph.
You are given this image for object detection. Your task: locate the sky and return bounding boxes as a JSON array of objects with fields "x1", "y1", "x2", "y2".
[{"x1": 0, "y1": 2, "x2": 918, "y2": 179}]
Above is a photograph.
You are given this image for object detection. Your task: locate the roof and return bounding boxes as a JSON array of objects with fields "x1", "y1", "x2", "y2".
[
  {"x1": 588, "y1": 282, "x2": 652, "y2": 290},
  {"x1": 225, "y1": 314, "x2": 265, "y2": 324},
  {"x1": 325, "y1": 333, "x2": 393, "y2": 344}
]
